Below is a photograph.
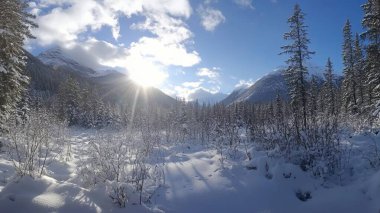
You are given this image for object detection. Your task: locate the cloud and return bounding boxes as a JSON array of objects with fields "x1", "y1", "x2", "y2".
[
  {"x1": 29, "y1": 0, "x2": 200, "y2": 85},
  {"x1": 197, "y1": 5, "x2": 225, "y2": 31},
  {"x1": 169, "y1": 84, "x2": 221, "y2": 101},
  {"x1": 235, "y1": 79, "x2": 254, "y2": 88},
  {"x1": 32, "y1": 0, "x2": 120, "y2": 46},
  {"x1": 234, "y1": 0, "x2": 255, "y2": 9},
  {"x1": 197, "y1": 67, "x2": 220, "y2": 79},
  {"x1": 164, "y1": 66, "x2": 223, "y2": 100},
  {"x1": 182, "y1": 81, "x2": 203, "y2": 88},
  {"x1": 58, "y1": 38, "x2": 127, "y2": 70}
]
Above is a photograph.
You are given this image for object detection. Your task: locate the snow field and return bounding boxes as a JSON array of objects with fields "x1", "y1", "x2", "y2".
[{"x1": 0, "y1": 129, "x2": 379, "y2": 212}]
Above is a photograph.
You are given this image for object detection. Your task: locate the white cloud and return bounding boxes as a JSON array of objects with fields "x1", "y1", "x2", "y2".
[
  {"x1": 170, "y1": 84, "x2": 221, "y2": 101},
  {"x1": 60, "y1": 38, "x2": 128, "y2": 70},
  {"x1": 197, "y1": 5, "x2": 225, "y2": 31},
  {"x1": 235, "y1": 79, "x2": 254, "y2": 88},
  {"x1": 182, "y1": 81, "x2": 203, "y2": 88},
  {"x1": 32, "y1": 0, "x2": 120, "y2": 45},
  {"x1": 30, "y1": 0, "x2": 200, "y2": 85},
  {"x1": 163, "y1": 66, "x2": 223, "y2": 100},
  {"x1": 197, "y1": 67, "x2": 220, "y2": 79},
  {"x1": 234, "y1": 0, "x2": 255, "y2": 9}
]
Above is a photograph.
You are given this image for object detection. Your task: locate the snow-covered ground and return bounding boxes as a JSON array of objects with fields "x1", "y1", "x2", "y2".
[{"x1": 0, "y1": 129, "x2": 379, "y2": 213}]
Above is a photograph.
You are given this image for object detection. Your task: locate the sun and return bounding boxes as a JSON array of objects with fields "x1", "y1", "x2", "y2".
[{"x1": 129, "y1": 70, "x2": 167, "y2": 88}]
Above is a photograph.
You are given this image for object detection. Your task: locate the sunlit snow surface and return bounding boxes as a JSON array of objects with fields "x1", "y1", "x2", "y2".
[{"x1": 0, "y1": 129, "x2": 379, "y2": 213}]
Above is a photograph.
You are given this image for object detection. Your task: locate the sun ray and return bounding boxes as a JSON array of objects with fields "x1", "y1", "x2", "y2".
[{"x1": 129, "y1": 69, "x2": 167, "y2": 88}]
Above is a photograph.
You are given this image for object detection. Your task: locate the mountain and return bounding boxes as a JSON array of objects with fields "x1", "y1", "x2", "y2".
[
  {"x1": 221, "y1": 65, "x2": 337, "y2": 105},
  {"x1": 37, "y1": 47, "x2": 97, "y2": 77},
  {"x1": 222, "y1": 69, "x2": 288, "y2": 105},
  {"x1": 26, "y1": 49, "x2": 176, "y2": 107},
  {"x1": 90, "y1": 72, "x2": 176, "y2": 107},
  {"x1": 220, "y1": 84, "x2": 250, "y2": 105},
  {"x1": 188, "y1": 89, "x2": 227, "y2": 105}
]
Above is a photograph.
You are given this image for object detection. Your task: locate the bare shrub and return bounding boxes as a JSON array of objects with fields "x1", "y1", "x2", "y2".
[{"x1": 5, "y1": 109, "x2": 67, "y2": 177}]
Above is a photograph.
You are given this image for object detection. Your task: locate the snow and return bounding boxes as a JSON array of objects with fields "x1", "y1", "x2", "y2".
[
  {"x1": 0, "y1": 130, "x2": 380, "y2": 212},
  {"x1": 37, "y1": 47, "x2": 120, "y2": 77},
  {"x1": 233, "y1": 85, "x2": 250, "y2": 96},
  {"x1": 151, "y1": 145, "x2": 379, "y2": 213},
  {"x1": 37, "y1": 47, "x2": 97, "y2": 76},
  {"x1": 0, "y1": 65, "x2": 7, "y2": 73}
]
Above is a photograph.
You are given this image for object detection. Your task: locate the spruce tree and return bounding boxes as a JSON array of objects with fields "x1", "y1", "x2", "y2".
[
  {"x1": 342, "y1": 20, "x2": 357, "y2": 113},
  {"x1": 352, "y1": 33, "x2": 366, "y2": 107},
  {"x1": 361, "y1": 0, "x2": 380, "y2": 108},
  {"x1": 57, "y1": 76, "x2": 82, "y2": 126},
  {"x1": 308, "y1": 75, "x2": 318, "y2": 123},
  {"x1": 322, "y1": 58, "x2": 336, "y2": 116},
  {"x1": 0, "y1": 0, "x2": 36, "y2": 127},
  {"x1": 280, "y1": 4, "x2": 314, "y2": 134},
  {"x1": 275, "y1": 92, "x2": 284, "y2": 133}
]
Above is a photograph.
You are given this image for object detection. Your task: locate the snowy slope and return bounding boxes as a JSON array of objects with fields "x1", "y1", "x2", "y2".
[
  {"x1": 38, "y1": 47, "x2": 98, "y2": 77},
  {"x1": 188, "y1": 88, "x2": 227, "y2": 105},
  {"x1": 222, "y1": 68, "x2": 288, "y2": 105},
  {"x1": 220, "y1": 85, "x2": 250, "y2": 105},
  {"x1": 221, "y1": 64, "x2": 339, "y2": 105}
]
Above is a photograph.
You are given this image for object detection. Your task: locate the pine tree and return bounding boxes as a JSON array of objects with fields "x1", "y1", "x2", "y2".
[
  {"x1": 361, "y1": 0, "x2": 380, "y2": 108},
  {"x1": 308, "y1": 75, "x2": 318, "y2": 123},
  {"x1": 322, "y1": 58, "x2": 336, "y2": 116},
  {"x1": 353, "y1": 33, "x2": 366, "y2": 107},
  {"x1": 57, "y1": 76, "x2": 82, "y2": 126},
  {"x1": 280, "y1": 4, "x2": 314, "y2": 133},
  {"x1": 275, "y1": 92, "x2": 284, "y2": 133},
  {"x1": 0, "y1": 0, "x2": 36, "y2": 127},
  {"x1": 342, "y1": 20, "x2": 357, "y2": 113}
]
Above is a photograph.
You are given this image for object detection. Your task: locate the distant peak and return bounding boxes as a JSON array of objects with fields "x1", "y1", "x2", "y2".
[
  {"x1": 37, "y1": 46, "x2": 96, "y2": 76},
  {"x1": 38, "y1": 46, "x2": 74, "y2": 62},
  {"x1": 39, "y1": 46, "x2": 64, "y2": 57}
]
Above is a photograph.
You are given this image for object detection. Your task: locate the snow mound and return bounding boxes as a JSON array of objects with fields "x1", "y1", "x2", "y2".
[
  {"x1": 0, "y1": 175, "x2": 102, "y2": 213},
  {"x1": 32, "y1": 192, "x2": 65, "y2": 209}
]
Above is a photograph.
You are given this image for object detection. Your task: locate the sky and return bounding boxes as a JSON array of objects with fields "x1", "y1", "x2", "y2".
[{"x1": 27, "y1": 0, "x2": 366, "y2": 99}]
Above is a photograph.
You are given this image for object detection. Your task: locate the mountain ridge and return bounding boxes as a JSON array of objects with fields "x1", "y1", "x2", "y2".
[
  {"x1": 221, "y1": 65, "x2": 342, "y2": 105},
  {"x1": 188, "y1": 88, "x2": 227, "y2": 105},
  {"x1": 27, "y1": 48, "x2": 177, "y2": 107}
]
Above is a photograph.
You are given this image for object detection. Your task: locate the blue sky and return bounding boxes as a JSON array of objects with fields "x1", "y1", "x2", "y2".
[{"x1": 28, "y1": 0, "x2": 366, "y2": 99}]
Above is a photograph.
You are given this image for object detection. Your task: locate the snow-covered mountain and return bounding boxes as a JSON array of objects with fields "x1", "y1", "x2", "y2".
[
  {"x1": 222, "y1": 69, "x2": 288, "y2": 105},
  {"x1": 37, "y1": 47, "x2": 98, "y2": 77},
  {"x1": 188, "y1": 88, "x2": 227, "y2": 105},
  {"x1": 28, "y1": 49, "x2": 176, "y2": 107},
  {"x1": 220, "y1": 84, "x2": 251, "y2": 105},
  {"x1": 221, "y1": 65, "x2": 335, "y2": 105}
]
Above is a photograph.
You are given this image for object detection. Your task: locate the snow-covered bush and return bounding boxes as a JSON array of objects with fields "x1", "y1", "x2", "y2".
[
  {"x1": 79, "y1": 132, "x2": 130, "y2": 186},
  {"x1": 130, "y1": 154, "x2": 150, "y2": 205},
  {"x1": 211, "y1": 120, "x2": 227, "y2": 167},
  {"x1": 78, "y1": 132, "x2": 131, "y2": 207},
  {"x1": 363, "y1": 131, "x2": 380, "y2": 169},
  {"x1": 107, "y1": 181, "x2": 129, "y2": 208},
  {"x1": 78, "y1": 130, "x2": 165, "y2": 207},
  {"x1": 4, "y1": 109, "x2": 67, "y2": 177}
]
